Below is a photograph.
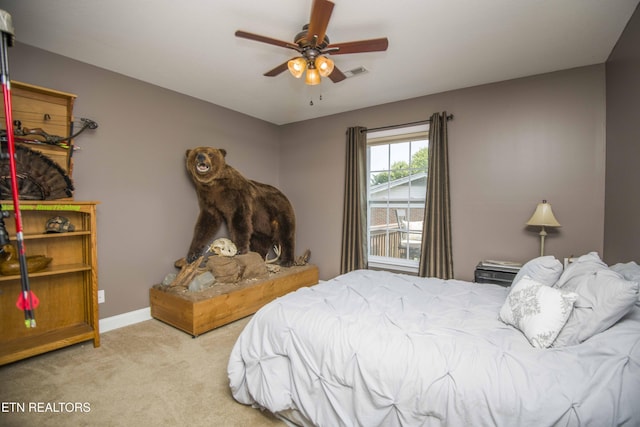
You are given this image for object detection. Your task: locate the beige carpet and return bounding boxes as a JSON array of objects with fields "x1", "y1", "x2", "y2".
[{"x1": 0, "y1": 317, "x2": 284, "y2": 427}]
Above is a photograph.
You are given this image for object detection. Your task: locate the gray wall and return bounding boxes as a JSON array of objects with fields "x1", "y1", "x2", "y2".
[
  {"x1": 7, "y1": 43, "x2": 609, "y2": 318},
  {"x1": 280, "y1": 65, "x2": 606, "y2": 281},
  {"x1": 605, "y1": 3, "x2": 640, "y2": 264},
  {"x1": 7, "y1": 43, "x2": 282, "y2": 317}
]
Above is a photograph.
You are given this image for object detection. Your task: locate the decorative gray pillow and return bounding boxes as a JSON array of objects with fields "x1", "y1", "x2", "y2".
[
  {"x1": 499, "y1": 276, "x2": 577, "y2": 348},
  {"x1": 512, "y1": 256, "x2": 563, "y2": 287},
  {"x1": 553, "y1": 252, "x2": 639, "y2": 347}
]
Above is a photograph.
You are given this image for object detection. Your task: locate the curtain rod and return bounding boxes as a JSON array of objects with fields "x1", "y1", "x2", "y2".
[{"x1": 363, "y1": 113, "x2": 454, "y2": 133}]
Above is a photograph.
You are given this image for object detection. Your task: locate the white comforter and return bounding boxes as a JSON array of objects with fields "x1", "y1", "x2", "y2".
[{"x1": 228, "y1": 269, "x2": 640, "y2": 426}]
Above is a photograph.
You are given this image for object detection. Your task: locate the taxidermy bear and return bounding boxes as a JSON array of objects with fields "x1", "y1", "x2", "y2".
[{"x1": 185, "y1": 147, "x2": 296, "y2": 266}]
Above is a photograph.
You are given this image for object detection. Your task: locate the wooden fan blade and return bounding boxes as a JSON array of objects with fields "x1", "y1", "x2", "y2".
[
  {"x1": 306, "y1": 0, "x2": 334, "y2": 47},
  {"x1": 326, "y1": 37, "x2": 389, "y2": 55},
  {"x1": 264, "y1": 60, "x2": 294, "y2": 77},
  {"x1": 235, "y1": 30, "x2": 300, "y2": 51},
  {"x1": 328, "y1": 66, "x2": 346, "y2": 83}
]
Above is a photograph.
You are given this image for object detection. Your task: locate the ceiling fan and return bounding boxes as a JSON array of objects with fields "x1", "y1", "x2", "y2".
[{"x1": 235, "y1": 0, "x2": 389, "y2": 85}]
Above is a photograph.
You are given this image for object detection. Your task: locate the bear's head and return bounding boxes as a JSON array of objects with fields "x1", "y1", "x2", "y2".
[{"x1": 185, "y1": 147, "x2": 227, "y2": 185}]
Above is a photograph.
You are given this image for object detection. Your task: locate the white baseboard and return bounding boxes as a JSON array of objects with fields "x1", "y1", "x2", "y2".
[{"x1": 99, "y1": 307, "x2": 152, "y2": 333}]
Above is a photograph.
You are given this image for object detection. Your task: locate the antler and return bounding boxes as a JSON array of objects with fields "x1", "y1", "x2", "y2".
[{"x1": 265, "y1": 245, "x2": 281, "y2": 264}]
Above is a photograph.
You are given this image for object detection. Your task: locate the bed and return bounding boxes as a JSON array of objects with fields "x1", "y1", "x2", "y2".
[{"x1": 227, "y1": 253, "x2": 640, "y2": 426}]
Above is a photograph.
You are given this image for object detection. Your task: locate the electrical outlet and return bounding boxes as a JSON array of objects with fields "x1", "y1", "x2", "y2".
[{"x1": 98, "y1": 289, "x2": 105, "y2": 304}]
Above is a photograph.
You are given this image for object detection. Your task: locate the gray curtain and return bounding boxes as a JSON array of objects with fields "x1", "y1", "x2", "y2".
[
  {"x1": 419, "y1": 112, "x2": 454, "y2": 278},
  {"x1": 340, "y1": 126, "x2": 368, "y2": 274}
]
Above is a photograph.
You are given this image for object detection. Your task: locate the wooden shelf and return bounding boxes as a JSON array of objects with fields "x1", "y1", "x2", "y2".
[
  {"x1": 0, "y1": 200, "x2": 99, "y2": 365},
  {"x1": 0, "y1": 323, "x2": 95, "y2": 366},
  {"x1": 0, "y1": 263, "x2": 92, "y2": 282},
  {"x1": 15, "y1": 231, "x2": 93, "y2": 240},
  {"x1": 0, "y1": 82, "x2": 98, "y2": 365},
  {"x1": 0, "y1": 80, "x2": 77, "y2": 176}
]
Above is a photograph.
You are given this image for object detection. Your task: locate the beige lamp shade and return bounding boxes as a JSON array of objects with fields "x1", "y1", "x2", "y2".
[
  {"x1": 526, "y1": 200, "x2": 561, "y2": 227},
  {"x1": 526, "y1": 200, "x2": 560, "y2": 256}
]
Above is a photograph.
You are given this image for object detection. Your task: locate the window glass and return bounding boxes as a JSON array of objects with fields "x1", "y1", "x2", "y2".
[{"x1": 367, "y1": 125, "x2": 428, "y2": 272}]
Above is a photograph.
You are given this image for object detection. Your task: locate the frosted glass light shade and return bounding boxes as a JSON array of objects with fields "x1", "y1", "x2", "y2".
[
  {"x1": 287, "y1": 57, "x2": 306, "y2": 78},
  {"x1": 315, "y1": 56, "x2": 334, "y2": 77},
  {"x1": 305, "y1": 67, "x2": 320, "y2": 85}
]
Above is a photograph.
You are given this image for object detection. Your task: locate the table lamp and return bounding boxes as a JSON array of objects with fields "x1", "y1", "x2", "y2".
[{"x1": 526, "y1": 200, "x2": 561, "y2": 256}]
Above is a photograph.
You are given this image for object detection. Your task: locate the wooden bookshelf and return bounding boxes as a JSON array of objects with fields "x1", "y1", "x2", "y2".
[{"x1": 0, "y1": 201, "x2": 99, "y2": 365}]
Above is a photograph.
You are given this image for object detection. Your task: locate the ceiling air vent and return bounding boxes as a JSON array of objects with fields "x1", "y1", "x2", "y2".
[{"x1": 344, "y1": 66, "x2": 368, "y2": 78}]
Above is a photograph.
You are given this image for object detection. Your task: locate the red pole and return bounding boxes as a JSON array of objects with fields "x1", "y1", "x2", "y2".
[{"x1": 0, "y1": 10, "x2": 36, "y2": 328}]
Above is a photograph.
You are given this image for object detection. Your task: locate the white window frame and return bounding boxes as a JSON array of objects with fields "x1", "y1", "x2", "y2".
[{"x1": 367, "y1": 124, "x2": 429, "y2": 273}]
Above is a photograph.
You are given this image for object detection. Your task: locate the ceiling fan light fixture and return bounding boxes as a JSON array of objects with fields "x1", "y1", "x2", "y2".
[
  {"x1": 235, "y1": 0, "x2": 389, "y2": 85},
  {"x1": 305, "y1": 66, "x2": 321, "y2": 85},
  {"x1": 315, "y1": 56, "x2": 334, "y2": 77},
  {"x1": 287, "y1": 57, "x2": 306, "y2": 78}
]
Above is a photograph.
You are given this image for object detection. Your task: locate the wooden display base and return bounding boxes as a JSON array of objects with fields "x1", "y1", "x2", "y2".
[{"x1": 149, "y1": 264, "x2": 318, "y2": 337}]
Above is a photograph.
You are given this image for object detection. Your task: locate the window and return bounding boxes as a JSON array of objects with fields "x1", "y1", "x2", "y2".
[{"x1": 367, "y1": 124, "x2": 429, "y2": 273}]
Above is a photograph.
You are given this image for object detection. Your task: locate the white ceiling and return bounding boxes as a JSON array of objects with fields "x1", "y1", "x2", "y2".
[{"x1": 1, "y1": 0, "x2": 638, "y2": 125}]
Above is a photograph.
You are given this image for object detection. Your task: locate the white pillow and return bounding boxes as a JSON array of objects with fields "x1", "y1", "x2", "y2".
[
  {"x1": 552, "y1": 253, "x2": 639, "y2": 347},
  {"x1": 553, "y1": 252, "x2": 606, "y2": 288},
  {"x1": 499, "y1": 276, "x2": 577, "y2": 348},
  {"x1": 512, "y1": 256, "x2": 563, "y2": 287},
  {"x1": 610, "y1": 261, "x2": 640, "y2": 304},
  {"x1": 610, "y1": 261, "x2": 640, "y2": 283}
]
